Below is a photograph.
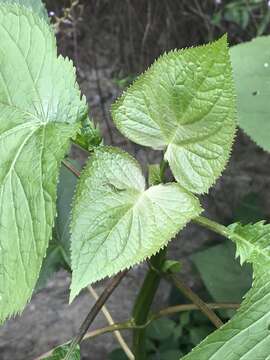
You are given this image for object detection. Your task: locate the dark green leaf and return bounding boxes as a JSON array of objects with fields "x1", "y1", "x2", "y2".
[
  {"x1": 162, "y1": 260, "x2": 182, "y2": 274},
  {"x1": 147, "y1": 318, "x2": 176, "y2": 341},
  {"x1": 189, "y1": 325, "x2": 213, "y2": 346},
  {"x1": 108, "y1": 349, "x2": 128, "y2": 360},
  {"x1": 191, "y1": 242, "x2": 252, "y2": 307}
]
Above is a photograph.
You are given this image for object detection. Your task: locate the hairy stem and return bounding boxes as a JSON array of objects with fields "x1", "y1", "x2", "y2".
[
  {"x1": 64, "y1": 270, "x2": 127, "y2": 360},
  {"x1": 194, "y1": 215, "x2": 230, "y2": 238},
  {"x1": 132, "y1": 249, "x2": 166, "y2": 360}
]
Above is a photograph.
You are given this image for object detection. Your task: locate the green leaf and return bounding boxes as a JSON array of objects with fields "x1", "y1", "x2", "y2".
[
  {"x1": 109, "y1": 349, "x2": 128, "y2": 360},
  {"x1": 35, "y1": 244, "x2": 64, "y2": 291},
  {"x1": 191, "y1": 242, "x2": 252, "y2": 311},
  {"x1": 112, "y1": 36, "x2": 236, "y2": 194},
  {"x1": 148, "y1": 164, "x2": 162, "y2": 186},
  {"x1": 147, "y1": 318, "x2": 176, "y2": 341},
  {"x1": 70, "y1": 147, "x2": 201, "y2": 300},
  {"x1": 0, "y1": 5, "x2": 87, "y2": 321},
  {"x1": 150, "y1": 350, "x2": 183, "y2": 360},
  {"x1": 73, "y1": 117, "x2": 102, "y2": 151},
  {"x1": 230, "y1": 36, "x2": 270, "y2": 151},
  {"x1": 161, "y1": 259, "x2": 182, "y2": 274},
  {"x1": 189, "y1": 325, "x2": 213, "y2": 346},
  {"x1": 45, "y1": 344, "x2": 80, "y2": 360},
  {"x1": 0, "y1": 0, "x2": 49, "y2": 21},
  {"x1": 182, "y1": 221, "x2": 270, "y2": 360},
  {"x1": 53, "y1": 164, "x2": 79, "y2": 267}
]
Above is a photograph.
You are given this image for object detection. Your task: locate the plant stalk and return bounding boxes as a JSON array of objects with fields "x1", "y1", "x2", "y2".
[
  {"x1": 132, "y1": 249, "x2": 166, "y2": 360},
  {"x1": 194, "y1": 215, "x2": 230, "y2": 238},
  {"x1": 37, "y1": 303, "x2": 239, "y2": 359}
]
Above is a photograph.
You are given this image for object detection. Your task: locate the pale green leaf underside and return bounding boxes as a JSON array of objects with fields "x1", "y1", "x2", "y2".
[
  {"x1": 70, "y1": 147, "x2": 201, "y2": 300},
  {"x1": 112, "y1": 36, "x2": 236, "y2": 194},
  {"x1": 182, "y1": 222, "x2": 270, "y2": 360},
  {"x1": 0, "y1": 0, "x2": 49, "y2": 21},
  {"x1": 230, "y1": 36, "x2": 270, "y2": 152},
  {"x1": 0, "y1": 5, "x2": 87, "y2": 321}
]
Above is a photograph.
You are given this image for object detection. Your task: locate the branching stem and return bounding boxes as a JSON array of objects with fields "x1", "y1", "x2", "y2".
[{"x1": 37, "y1": 302, "x2": 239, "y2": 359}]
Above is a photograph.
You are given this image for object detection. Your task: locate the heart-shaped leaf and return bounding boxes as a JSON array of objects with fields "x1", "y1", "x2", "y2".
[
  {"x1": 112, "y1": 36, "x2": 236, "y2": 194},
  {"x1": 70, "y1": 147, "x2": 201, "y2": 300}
]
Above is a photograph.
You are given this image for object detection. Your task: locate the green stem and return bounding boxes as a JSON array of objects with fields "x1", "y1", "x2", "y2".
[
  {"x1": 194, "y1": 215, "x2": 230, "y2": 238},
  {"x1": 37, "y1": 303, "x2": 239, "y2": 359},
  {"x1": 132, "y1": 249, "x2": 166, "y2": 359}
]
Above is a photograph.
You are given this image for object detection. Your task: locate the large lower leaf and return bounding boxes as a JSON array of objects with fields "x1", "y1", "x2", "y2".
[
  {"x1": 0, "y1": 0, "x2": 48, "y2": 21},
  {"x1": 230, "y1": 36, "x2": 270, "y2": 152},
  {"x1": 112, "y1": 36, "x2": 236, "y2": 194},
  {"x1": 0, "y1": 5, "x2": 87, "y2": 321},
  {"x1": 70, "y1": 147, "x2": 201, "y2": 300},
  {"x1": 182, "y1": 221, "x2": 270, "y2": 360}
]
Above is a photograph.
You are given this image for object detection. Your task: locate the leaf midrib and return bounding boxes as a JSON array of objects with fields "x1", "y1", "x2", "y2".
[{"x1": 167, "y1": 55, "x2": 218, "y2": 145}]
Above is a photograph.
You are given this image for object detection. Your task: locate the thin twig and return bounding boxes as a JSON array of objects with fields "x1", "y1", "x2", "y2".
[
  {"x1": 36, "y1": 302, "x2": 239, "y2": 359},
  {"x1": 82, "y1": 302, "x2": 238, "y2": 338},
  {"x1": 88, "y1": 286, "x2": 134, "y2": 360},
  {"x1": 64, "y1": 271, "x2": 128, "y2": 360},
  {"x1": 168, "y1": 275, "x2": 224, "y2": 328}
]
